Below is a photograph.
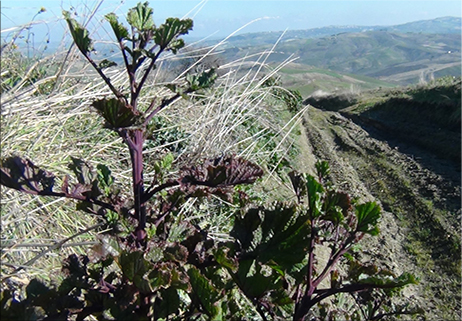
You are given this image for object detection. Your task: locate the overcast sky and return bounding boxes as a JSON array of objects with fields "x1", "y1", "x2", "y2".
[{"x1": 1, "y1": 0, "x2": 461, "y2": 47}]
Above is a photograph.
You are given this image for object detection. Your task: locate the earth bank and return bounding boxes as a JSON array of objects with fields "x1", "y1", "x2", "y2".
[{"x1": 296, "y1": 80, "x2": 461, "y2": 320}]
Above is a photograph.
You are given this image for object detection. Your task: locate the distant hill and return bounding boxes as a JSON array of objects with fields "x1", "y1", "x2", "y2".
[
  {"x1": 214, "y1": 16, "x2": 461, "y2": 49},
  {"x1": 214, "y1": 17, "x2": 461, "y2": 86},
  {"x1": 280, "y1": 31, "x2": 460, "y2": 83},
  {"x1": 381, "y1": 16, "x2": 462, "y2": 34}
]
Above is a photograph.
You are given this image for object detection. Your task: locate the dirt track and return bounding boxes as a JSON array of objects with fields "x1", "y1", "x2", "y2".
[{"x1": 298, "y1": 105, "x2": 461, "y2": 320}]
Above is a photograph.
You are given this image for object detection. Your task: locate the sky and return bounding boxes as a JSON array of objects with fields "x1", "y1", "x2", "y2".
[{"x1": 1, "y1": 0, "x2": 461, "y2": 51}]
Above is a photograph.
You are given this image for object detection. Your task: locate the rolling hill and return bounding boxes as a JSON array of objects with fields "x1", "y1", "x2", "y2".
[
  {"x1": 284, "y1": 31, "x2": 459, "y2": 82},
  {"x1": 210, "y1": 17, "x2": 461, "y2": 92},
  {"x1": 214, "y1": 16, "x2": 461, "y2": 48}
]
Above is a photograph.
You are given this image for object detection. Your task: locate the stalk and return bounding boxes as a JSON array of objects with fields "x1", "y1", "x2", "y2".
[
  {"x1": 293, "y1": 214, "x2": 317, "y2": 321},
  {"x1": 128, "y1": 129, "x2": 147, "y2": 240}
]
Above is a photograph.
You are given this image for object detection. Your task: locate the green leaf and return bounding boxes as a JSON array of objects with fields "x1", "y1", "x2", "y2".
[
  {"x1": 230, "y1": 208, "x2": 261, "y2": 250},
  {"x1": 63, "y1": 11, "x2": 93, "y2": 54},
  {"x1": 163, "y1": 243, "x2": 188, "y2": 263},
  {"x1": 148, "y1": 264, "x2": 172, "y2": 290},
  {"x1": 323, "y1": 191, "x2": 351, "y2": 225},
  {"x1": 134, "y1": 275, "x2": 151, "y2": 294},
  {"x1": 156, "y1": 288, "x2": 180, "y2": 319},
  {"x1": 187, "y1": 267, "x2": 221, "y2": 318},
  {"x1": 168, "y1": 38, "x2": 185, "y2": 54},
  {"x1": 68, "y1": 157, "x2": 95, "y2": 185},
  {"x1": 257, "y1": 205, "x2": 311, "y2": 268},
  {"x1": 315, "y1": 160, "x2": 330, "y2": 179},
  {"x1": 186, "y1": 69, "x2": 217, "y2": 91},
  {"x1": 119, "y1": 251, "x2": 149, "y2": 282},
  {"x1": 214, "y1": 247, "x2": 237, "y2": 271},
  {"x1": 305, "y1": 174, "x2": 324, "y2": 218},
  {"x1": 96, "y1": 163, "x2": 113, "y2": 195},
  {"x1": 270, "y1": 288, "x2": 293, "y2": 306},
  {"x1": 161, "y1": 152, "x2": 174, "y2": 171},
  {"x1": 267, "y1": 260, "x2": 285, "y2": 277},
  {"x1": 355, "y1": 202, "x2": 381, "y2": 235},
  {"x1": 359, "y1": 272, "x2": 418, "y2": 293},
  {"x1": 154, "y1": 17, "x2": 193, "y2": 51},
  {"x1": 98, "y1": 59, "x2": 117, "y2": 69},
  {"x1": 170, "y1": 266, "x2": 189, "y2": 291},
  {"x1": 105, "y1": 12, "x2": 129, "y2": 41},
  {"x1": 238, "y1": 266, "x2": 281, "y2": 299},
  {"x1": 127, "y1": 2, "x2": 155, "y2": 31},
  {"x1": 323, "y1": 205, "x2": 343, "y2": 225},
  {"x1": 92, "y1": 98, "x2": 142, "y2": 128},
  {"x1": 230, "y1": 204, "x2": 310, "y2": 278}
]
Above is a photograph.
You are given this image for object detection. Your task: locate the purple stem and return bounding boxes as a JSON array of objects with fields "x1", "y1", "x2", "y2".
[
  {"x1": 83, "y1": 53, "x2": 126, "y2": 103},
  {"x1": 17, "y1": 188, "x2": 117, "y2": 213},
  {"x1": 127, "y1": 130, "x2": 147, "y2": 233},
  {"x1": 312, "y1": 234, "x2": 356, "y2": 289}
]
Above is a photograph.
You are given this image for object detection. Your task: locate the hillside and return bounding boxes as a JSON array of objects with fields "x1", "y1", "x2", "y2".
[
  {"x1": 382, "y1": 16, "x2": 462, "y2": 34},
  {"x1": 275, "y1": 62, "x2": 397, "y2": 97},
  {"x1": 298, "y1": 77, "x2": 461, "y2": 320},
  {"x1": 222, "y1": 31, "x2": 460, "y2": 86},
  {"x1": 210, "y1": 17, "x2": 461, "y2": 90}
]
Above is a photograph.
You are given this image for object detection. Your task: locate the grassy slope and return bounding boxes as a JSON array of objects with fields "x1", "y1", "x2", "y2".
[
  {"x1": 277, "y1": 62, "x2": 396, "y2": 97},
  {"x1": 306, "y1": 76, "x2": 461, "y2": 162}
]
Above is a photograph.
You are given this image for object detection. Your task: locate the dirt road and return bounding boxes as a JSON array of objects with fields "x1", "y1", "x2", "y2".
[{"x1": 298, "y1": 105, "x2": 461, "y2": 320}]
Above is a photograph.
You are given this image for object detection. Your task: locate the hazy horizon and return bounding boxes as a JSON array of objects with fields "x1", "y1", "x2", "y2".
[{"x1": 1, "y1": 0, "x2": 461, "y2": 53}]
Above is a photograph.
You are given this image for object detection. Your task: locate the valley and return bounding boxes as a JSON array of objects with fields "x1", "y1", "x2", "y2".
[{"x1": 208, "y1": 16, "x2": 461, "y2": 96}]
